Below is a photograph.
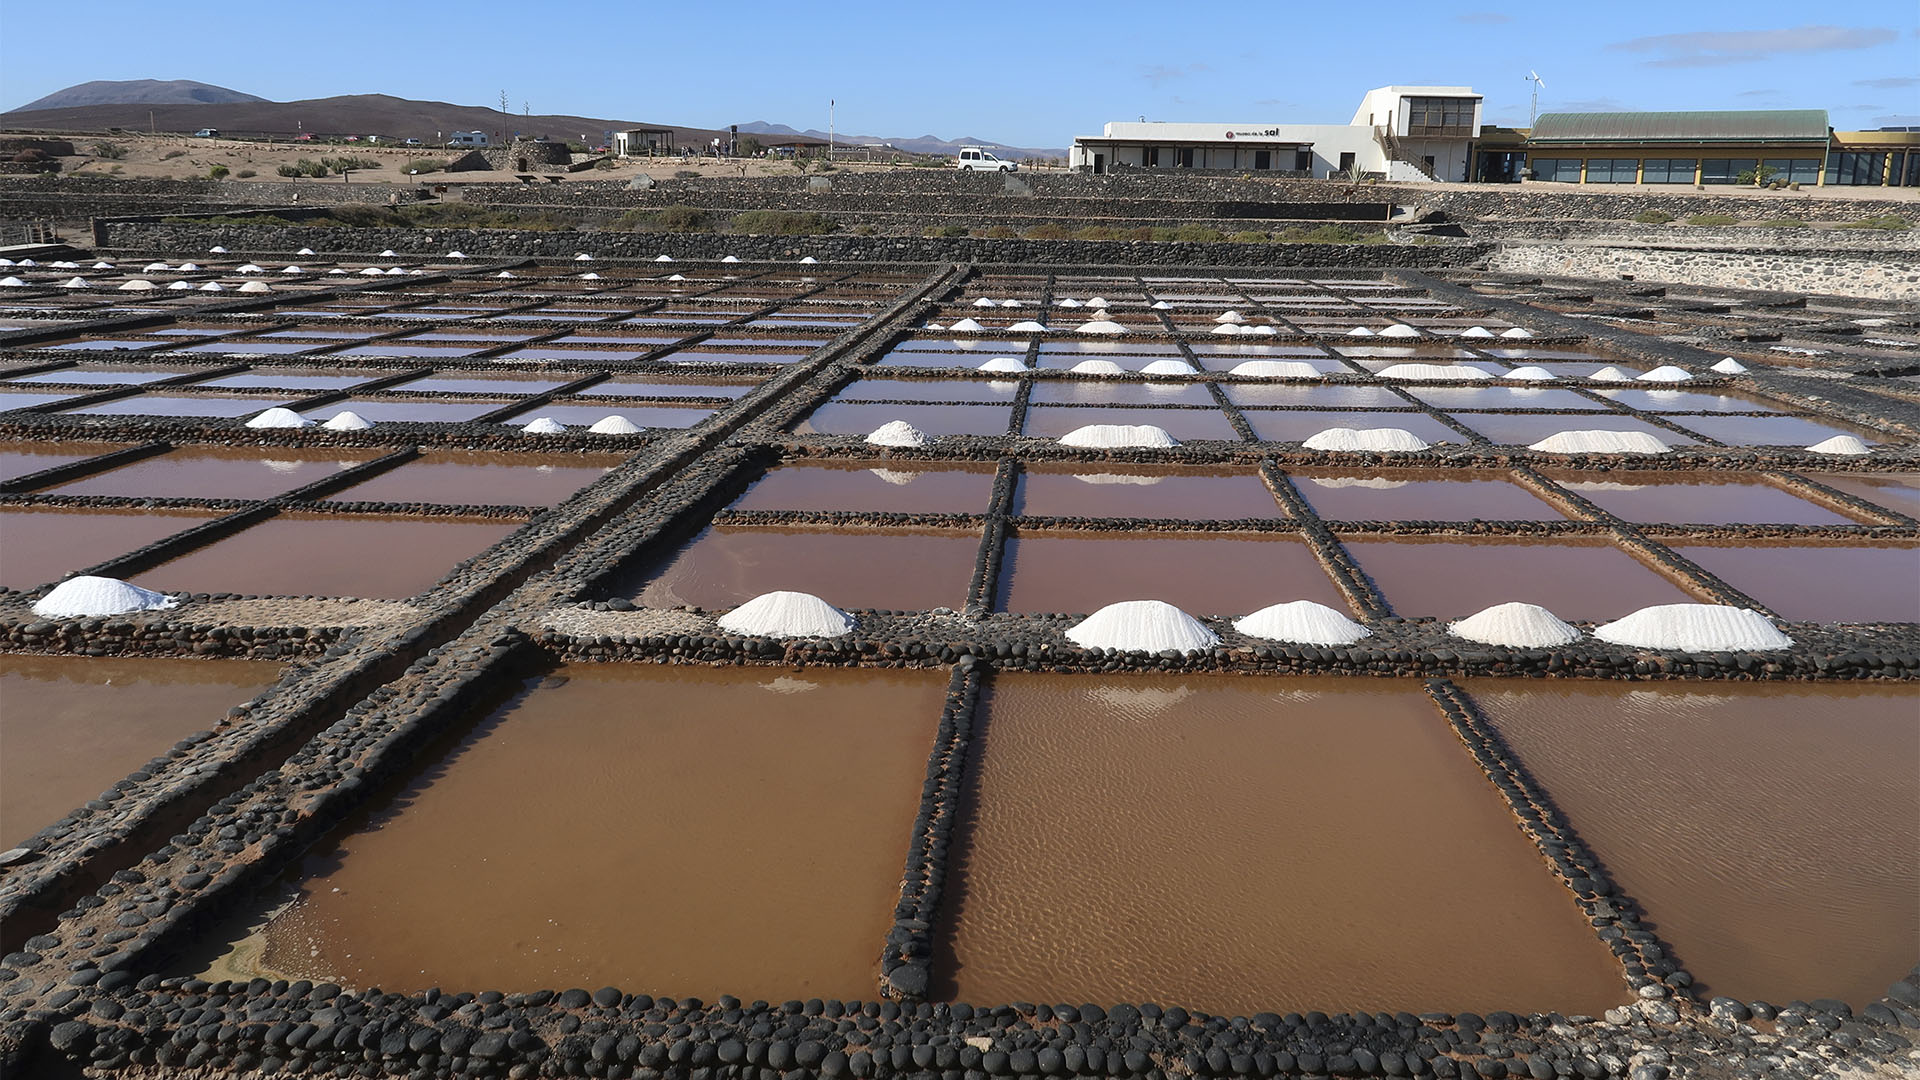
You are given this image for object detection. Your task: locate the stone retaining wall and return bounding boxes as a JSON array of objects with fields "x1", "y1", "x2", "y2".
[{"x1": 1487, "y1": 242, "x2": 1920, "y2": 301}]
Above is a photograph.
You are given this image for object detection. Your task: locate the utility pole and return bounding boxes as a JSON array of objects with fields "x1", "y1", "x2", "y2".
[{"x1": 500, "y1": 90, "x2": 510, "y2": 143}]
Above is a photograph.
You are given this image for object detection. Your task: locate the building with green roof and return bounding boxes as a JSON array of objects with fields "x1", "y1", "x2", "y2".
[{"x1": 1502, "y1": 108, "x2": 1917, "y2": 188}]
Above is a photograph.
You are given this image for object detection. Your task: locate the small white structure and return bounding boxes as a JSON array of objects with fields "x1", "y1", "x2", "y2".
[
  {"x1": 1070, "y1": 86, "x2": 1483, "y2": 182},
  {"x1": 450, "y1": 130, "x2": 489, "y2": 148}
]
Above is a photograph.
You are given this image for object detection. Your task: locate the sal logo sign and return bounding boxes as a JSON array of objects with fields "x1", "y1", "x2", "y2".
[{"x1": 1224, "y1": 128, "x2": 1281, "y2": 140}]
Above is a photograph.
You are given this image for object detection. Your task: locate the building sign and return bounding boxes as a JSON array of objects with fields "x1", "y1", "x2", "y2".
[{"x1": 1224, "y1": 128, "x2": 1281, "y2": 139}]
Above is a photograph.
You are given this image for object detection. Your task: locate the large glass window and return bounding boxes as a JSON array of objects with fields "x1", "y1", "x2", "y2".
[
  {"x1": 1640, "y1": 158, "x2": 1697, "y2": 184},
  {"x1": 1701, "y1": 158, "x2": 1757, "y2": 184},
  {"x1": 1762, "y1": 158, "x2": 1822, "y2": 184},
  {"x1": 1406, "y1": 97, "x2": 1473, "y2": 130},
  {"x1": 1530, "y1": 158, "x2": 1580, "y2": 182},
  {"x1": 1901, "y1": 152, "x2": 1920, "y2": 187},
  {"x1": 1825, "y1": 152, "x2": 1887, "y2": 186},
  {"x1": 1585, "y1": 158, "x2": 1640, "y2": 184}
]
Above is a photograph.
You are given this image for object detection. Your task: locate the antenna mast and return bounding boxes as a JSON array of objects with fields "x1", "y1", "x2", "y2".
[{"x1": 1526, "y1": 71, "x2": 1547, "y2": 130}]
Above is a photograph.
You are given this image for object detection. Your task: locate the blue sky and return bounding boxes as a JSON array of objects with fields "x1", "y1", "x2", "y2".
[{"x1": 2, "y1": 0, "x2": 1914, "y2": 147}]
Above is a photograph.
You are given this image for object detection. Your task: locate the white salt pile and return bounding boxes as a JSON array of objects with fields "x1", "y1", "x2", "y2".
[
  {"x1": 1302, "y1": 427, "x2": 1431, "y2": 452},
  {"x1": 666, "y1": 273, "x2": 686, "y2": 281},
  {"x1": 1001, "y1": 299, "x2": 1023, "y2": 307},
  {"x1": 144, "y1": 262, "x2": 170, "y2": 272},
  {"x1": 1067, "y1": 600, "x2": 1219, "y2": 652},
  {"x1": 589, "y1": 415, "x2": 644, "y2": 434},
  {"x1": 245, "y1": 407, "x2": 313, "y2": 429},
  {"x1": 1376, "y1": 363, "x2": 1496, "y2": 381},
  {"x1": 379, "y1": 249, "x2": 398, "y2": 257},
  {"x1": 924, "y1": 322, "x2": 945, "y2": 331},
  {"x1": 521, "y1": 417, "x2": 568, "y2": 434},
  {"x1": 1057, "y1": 298, "x2": 1083, "y2": 308},
  {"x1": 1007, "y1": 320, "x2": 1049, "y2": 333},
  {"x1": 1210, "y1": 324, "x2": 1243, "y2": 336},
  {"x1": 655, "y1": 254, "x2": 675, "y2": 262},
  {"x1": 197, "y1": 282, "x2": 225, "y2": 291},
  {"x1": 717, "y1": 590, "x2": 854, "y2": 639},
  {"x1": 322, "y1": 411, "x2": 373, "y2": 431},
  {"x1": 0, "y1": 277, "x2": 24, "y2": 288},
  {"x1": 118, "y1": 279, "x2": 156, "y2": 291},
  {"x1": 977, "y1": 357, "x2": 1028, "y2": 373},
  {"x1": 167, "y1": 281, "x2": 195, "y2": 291},
  {"x1": 1234, "y1": 601, "x2": 1371, "y2": 645},
  {"x1": 178, "y1": 262, "x2": 202, "y2": 272},
  {"x1": 1378, "y1": 324, "x2": 1421, "y2": 338},
  {"x1": 574, "y1": 253, "x2": 595, "y2": 261},
  {"x1": 60, "y1": 276, "x2": 88, "y2": 288},
  {"x1": 1075, "y1": 320, "x2": 1127, "y2": 335},
  {"x1": 1637, "y1": 365, "x2": 1694, "y2": 382},
  {"x1": 1059, "y1": 424, "x2": 1180, "y2": 449},
  {"x1": 948, "y1": 317, "x2": 988, "y2": 333},
  {"x1": 1528, "y1": 430, "x2": 1670, "y2": 454},
  {"x1": 1246, "y1": 325, "x2": 1277, "y2": 336},
  {"x1": 1589, "y1": 366, "x2": 1636, "y2": 382},
  {"x1": 1806, "y1": 434, "x2": 1871, "y2": 455},
  {"x1": 1501, "y1": 328, "x2": 1534, "y2": 338},
  {"x1": 1594, "y1": 604, "x2": 1792, "y2": 651},
  {"x1": 33, "y1": 576, "x2": 179, "y2": 619},
  {"x1": 446, "y1": 250, "x2": 467, "y2": 258},
  {"x1": 1140, "y1": 359, "x2": 1199, "y2": 376},
  {"x1": 1215, "y1": 311, "x2": 1247, "y2": 324},
  {"x1": 388, "y1": 267, "x2": 409, "y2": 275},
  {"x1": 92, "y1": 262, "x2": 114, "y2": 269},
  {"x1": 1346, "y1": 326, "x2": 1375, "y2": 336},
  {"x1": 1711, "y1": 357, "x2": 1748, "y2": 374},
  {"x1": 1504, "y1": 366, "x2": 1558, "y2": 381},
  {"x1": 327, "y1": 269, "x2": 347, "y2": 275},
  {"x1": 579, "y1": 272, "x2": 601, "y2": 280},
  {"x1": 1150, "y1": 300, "x2": 1172, "y2": 310},
  {"x1": 1086, "y1": 297, "x2": 1110, "y2": 308},
  {"x1": 1461, "y1": 326, "x2": 1495, "y2": 337},
  {"x1": 360, "y1": 267, "x2": 386, "y2": 276},
  {"x1": 973, "y1": 297, "x2": 998, "y2": 307},
  {"x1": 799, "y1": 256, "x2": 818, "y2": 264},
  {"x1": 866, "y1": 420, "x2": 930, "y2": 447},
  {"x1": 1230, "y1": 360, "x2": 1325, "y2": 379},
  {"x1": 208, "y1": 246, "x2": 227, "y2": 253},
  {"x1": 494, "y1": 270, "x2": 515, "y2": 279},
  {"x1": 50, "y1": 261, "x2": 76, "y2": 269},
  {"x1": 1449, "y1": 602, "x2": 1580, "y2": 647},
  {"x1": 296, "y1": 247, "x2": 317, "y2": 256},
  {"x1": 718, "y1": 254, "x2": 740, "y2": 263},
  {"x1": 14, "y1": 259, "x2": 33, "y2": 267},
  {"x1": 1069, "y1": 359, "x2": 1128, "y2": 375},
  {"x1": 280, "y1": 265, "x2": 303, "y2": 273},
  {"x1": 238, "y1": 281, "x2": 272, "y2": 293}
]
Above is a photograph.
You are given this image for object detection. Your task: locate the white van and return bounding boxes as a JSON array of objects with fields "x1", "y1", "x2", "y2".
[{"x1": 955, "y1": 147, "x2": 1017, "y2": 172}]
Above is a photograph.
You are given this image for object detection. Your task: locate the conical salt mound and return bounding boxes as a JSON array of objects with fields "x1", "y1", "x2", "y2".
[
  {"x1": 1589, "y1": 366, "x2": 1636, "y2": 382},
  {"x1": 1376, "y1": 363, "x2": 1495, "y2": 381},
  {"x1": 1528, "y1": 430, "x2": 1669, "y2": 454},
  {"x1": 589, "y1": 415, "x2": 644, "y2": 434},
  {"x1": 1069, "y1": 359, "x2": 1127, "y2": 375},
  {"x1": 1230, "y1": 360, "x2": 1324, "y2": 379},
  {"x1": 1140, "y1": 359, "x2": 1199, "y2": 376},
  {"x1": 1501, "y1": 327, "x2": 1533, "y2": 338},
  {"x1": 948, "y1": 317, "x2": 987, "y2": 333},
  {"x1": 1450, "y1": 602, "x2": 1580, "y2": 647},
  {"x1": 1007, "y1": 320, "x2": 1049, "y2": 333},
  {"x1": 1057, "y1": 298, "x2": 1083, "y2": 308},
  {"x1": 1058, "y1": 424, "x2": 1179, "y2": 448},
  {"x1": 1594, "y1": 604, "x2": 1792, "y2": 651},
  {"x1": 1637, "y1": 365, "x2": 1694, "y2": 382},
  {"x1": 238, "y1": 280, "x2": 271, "y2": 293},
  {"x1": 33, "y1": 576, "x2": 179, "y2": 618},
  {"x1": 1215, "y1": 310, "x2": 1247, "y2": 324},
  {"x1": 322, "y1": 411, "x2": 373, "y2": 431},
  {"x1": 245, "y1": 407, "x2": 313, "y2": 429},
  {"x1": 866, "y1": 420, "x2": 930, "y2": 447},
  {"x1": 1460, "y1": 326, "x2": 1495, "y2": 337},
  {"x1": 1346, "y1": 326, "x2": 1375, "y2": 336},
  {"x1": 1076, "y1": 320, "x2": 1127, "y2": 334},
  {"x1": 1302, "y1": 427, "x2": 1430, "y2": 452},
  {"x1": 1067, "y1": 600, "x2": 1219, "y2": 652},
  {"x1": 972, "y1": 297, "x2": 998, "y2": 307},
  {"x1": 1234, "y1": 601, "x2": 1371, "y2": 645},
  {"x1": 1377, "y1": 324, "x2": 1420, "y2": 338},
  {"x1": 717, "y1": 591, "x2": 855, "y2": 638},
  {"x1": 1711, "y1": 357, "x2": 1748, "y2": 374},
  {"x1": 520, "y1": 417, "x2": 568, "y2": 434},
  {"x1": 1806, "y1": 435, "x2": 1870, "y2": 455},
  {"x1": 1504, "y1": 366, "x2": 1558, "y2": 381},
  {"x1": 976, "y1": 357, "x2": 1028, "y2": 373}
]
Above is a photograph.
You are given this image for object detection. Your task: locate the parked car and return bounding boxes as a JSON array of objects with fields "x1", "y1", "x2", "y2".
[
  {"x1": 193, "y1": 128, "x2": 220, "y2": 138},
  {"x1": 293, "y1": 132, "x2": 316, "y2": 142},
  {"x1": 403, "y1": 138, "x2": 423, "y2": 146},
  {"x1": 955, "y1": 147, "x2": 1017, "y2": 172}
]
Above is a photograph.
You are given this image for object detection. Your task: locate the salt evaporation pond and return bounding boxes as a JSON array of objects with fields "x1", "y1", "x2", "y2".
[
  {"x1": 1014, "y1": 464, "x2": 1285, "y2": 519},
  {"x1": 1668, "y1": 541, "x2": 1920, "y2": 623},
  {"x1": 194, "y1": 665, "x2": 945, "y2": 997},
  {"x1": 322, "y1": 452, "x2": 624, "y2": 508},
  {"x1": 1807, "y1": 472, "x2": 1920, "y2": 519},
  {"x1": 1466, "y1": 680, "x2": 1919, "y2": 1007},
  {"x1": 795, "y1": 402, "x2": 1012, "y2": 437},
  {"x1": 996, "y1": 532, "x2": 1345, "y2": 615},
  {"x1": 0, "y1": 506, "x2": 222, "y2": 590},
  {"x1": 50, "y1": 447, "x2": 382, "y2": 500},
  {"x1": 933, "y1": 674, "x2": 1624, "y2": 1015},
  {"x1": 132, "y1": 515, "x2": 520, "y2": 600},
  {"x1": 1345, "y1": 537, "x2": 1698, "y2": 621},
  {"x1": 729, "y1": 461, "x2": 998, "y2": 514},
  {"x1": 1553, "y1": 474, "x2": 1862, "y2": 526},
  {"x1": 625, "y1": 525, "x2": 981, "y2": 612},
  {"x1": 0, "y1": 441, "x2": 128, "y2": 483},
  {"x1": 1291, "y1": 470, "x2": 1565, "y2": 521},
  {"x1": 1, "y1": 655, "x2": 280, "y2": 847}
]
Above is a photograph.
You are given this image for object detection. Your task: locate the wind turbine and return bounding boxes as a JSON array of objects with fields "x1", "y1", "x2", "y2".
[{"x1": 1526, "y1": 71, "x2": 1547, "y2": 130}]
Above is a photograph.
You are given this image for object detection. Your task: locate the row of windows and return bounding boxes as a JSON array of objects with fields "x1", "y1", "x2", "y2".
[
  {"x1": 1406, "y1": 97, "x2": 1473, "y2": 129},
  {"x1": 1529, "y1": 156, "x2": 1845, "y2": 184}
]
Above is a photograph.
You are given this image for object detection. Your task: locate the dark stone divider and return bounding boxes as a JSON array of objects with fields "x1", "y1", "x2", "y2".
[
  {"x1": 878, "y1": 661, "x2": 980, "y2": 1000},
  {"x1": 1258, "y1": 460, "x2": 1392, "y2": 619},
  {"x1": 0, "y1": 441, "x2": 169, "y2": 494},
  {"x1": 80, "y1": 505, "x2": 281, "y2": 583}
]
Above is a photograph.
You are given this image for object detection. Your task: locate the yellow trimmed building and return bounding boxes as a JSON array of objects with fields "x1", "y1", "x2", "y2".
[{"x1": 1514, "y1": 110, "x2": 1918, "y2": 188}]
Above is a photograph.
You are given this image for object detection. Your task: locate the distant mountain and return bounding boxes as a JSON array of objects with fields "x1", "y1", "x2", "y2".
[
  {"x1": 9, "y1": 79, "x2": 268, "y2": 112},
  {"x1": 1, "y1": 93, "x2": 729, "y2": 148},
  {"x1": 735, "y1": 120, "x2": 1062, "y2": 160}
]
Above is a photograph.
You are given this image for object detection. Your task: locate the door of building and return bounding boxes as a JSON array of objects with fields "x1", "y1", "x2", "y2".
[
  {"x1": 1254, "y1": 150, "x2": 1271, "y2": 170},
  {"x1": 1093, "y1": 153, "x2": 1105, "y2": 175}
]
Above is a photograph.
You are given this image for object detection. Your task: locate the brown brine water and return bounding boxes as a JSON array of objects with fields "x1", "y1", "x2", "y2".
[
  {"x1": 201, "y1": 665, "x2": 944, "y2": 997},
  {"x1": 1552, "y1": 474, "x2": 1861, "y2": 526},
  {"x1": 934, "y1": 674, "x2": 1626, "y2": 1014},
  {"x1": 628, "y1": 525, "x2": 982, "y2": 611},
  {"x1": 730, "y1": 462, "x2": 998, "y2": 515},
  {"x1": 997, "y1": 532, "x2": 1346, "y2": 615},
  {"x1": 1, "y1": 656, "x2": 281, "y2": 847},
  {"x1": 324, "y1": 452, "x2": 624, "y2": 508},
  {"x1": 1291, "y1": 470, "x2": 1565, "y2": 521},
  {"x1": 51, "y1": 446, "x2": 382, "y2": 500},
  {"x1": 132, "y1": 515, "x2": 519, "y2": 600},
  {"x1": 1669, "y1": 541, "x2": 1920, "y2": 623},
  {"x1": 1344, "y1": 536, "x2": 1700, "y2": 621},
  {"x1": 0, "y1": 506, "x2": 222, "y2": 590},
  {"x1": 1015, "y1": 464, "x2": 1284, "y2": 520},
  {"x1": 1465, "y1": 680, "x2": 1920, "y2": 1007}
]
